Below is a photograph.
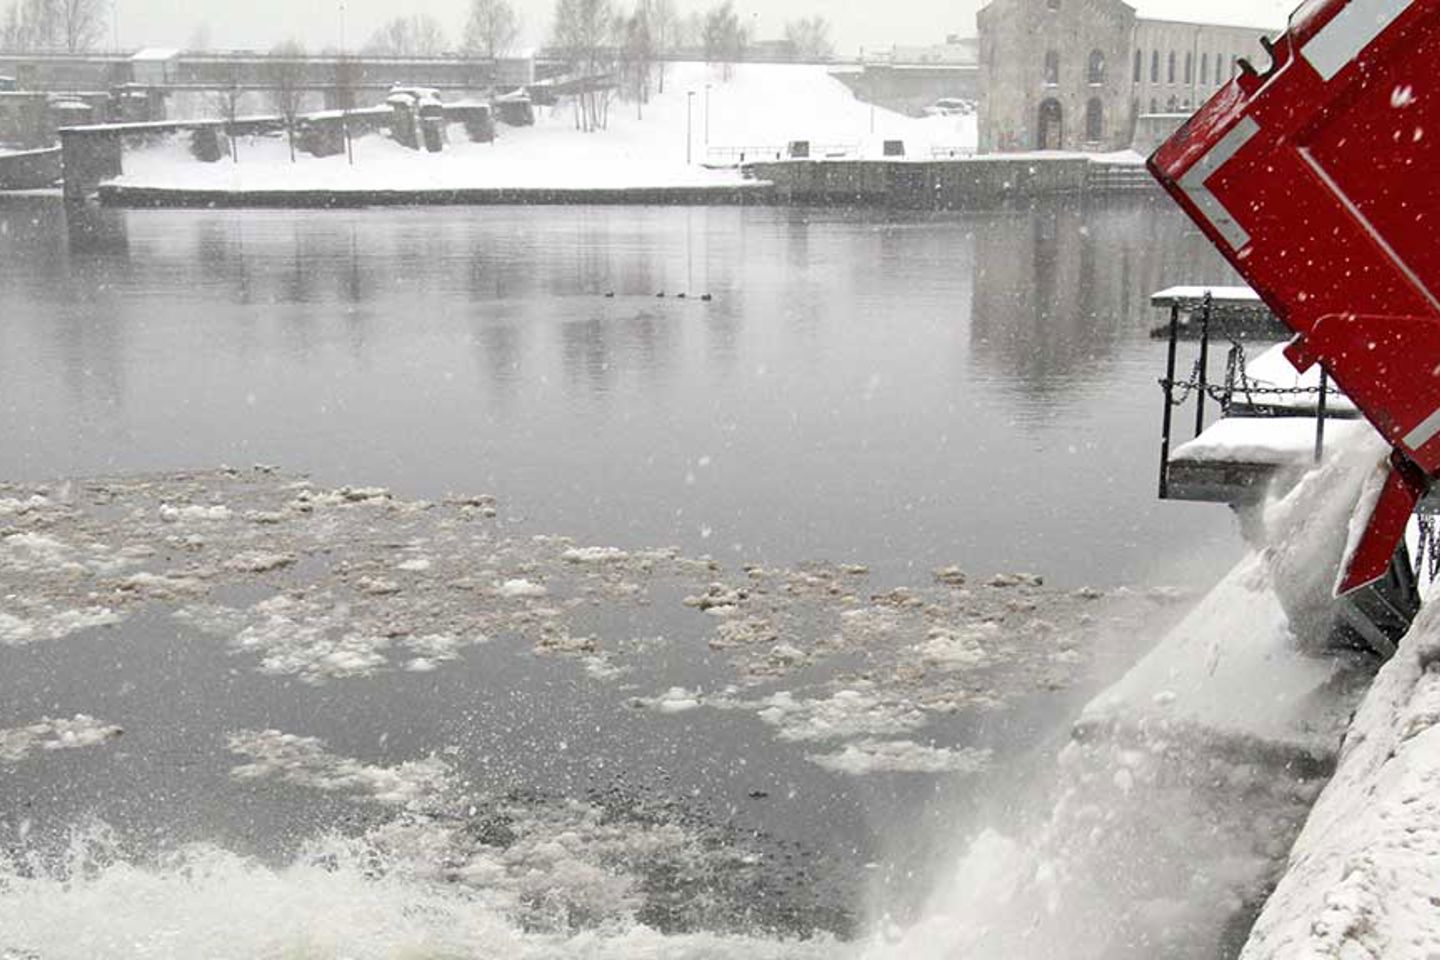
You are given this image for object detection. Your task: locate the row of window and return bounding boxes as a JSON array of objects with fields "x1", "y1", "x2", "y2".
[
  {"x1": 1133, "y1": 48, "x2": 1242, "y2": 87},
  {"x1": 1043, "y1": 49, "x2": 1105, "y2": 86},
  {"x1": 1043, "y1": 47, "x2": 1244, "y2": 89}
]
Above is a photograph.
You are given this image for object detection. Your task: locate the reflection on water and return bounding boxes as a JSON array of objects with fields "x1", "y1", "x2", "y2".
[{"x1": 0, "y1": 197, "x2": 1240, "y2": 587}]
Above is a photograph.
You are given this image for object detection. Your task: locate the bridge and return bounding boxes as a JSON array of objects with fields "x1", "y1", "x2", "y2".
[{"x1": 0, "y1": 49, "x2": 547, "y2": 96}]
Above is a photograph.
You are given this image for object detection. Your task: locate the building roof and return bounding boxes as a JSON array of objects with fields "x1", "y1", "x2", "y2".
[
  {"x1": 131, "y1": 48, "x2": 180, "y2": 62},
  {"x1": 1127, "y1": 0, "x2": 1293, "y2": 31}
]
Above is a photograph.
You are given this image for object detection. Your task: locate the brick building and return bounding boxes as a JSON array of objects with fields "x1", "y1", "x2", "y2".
[{"x1": 976, "y1": 0, "x2": 1285, "y2": 153}]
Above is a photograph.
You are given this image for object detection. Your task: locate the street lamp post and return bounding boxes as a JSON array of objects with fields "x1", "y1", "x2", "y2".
[
  {"x1": 340, "y1": 1, "x2": 354, "y2": 165},
  {"x1": 686, "y1": 90, "x2": 695, "y2": 164}
]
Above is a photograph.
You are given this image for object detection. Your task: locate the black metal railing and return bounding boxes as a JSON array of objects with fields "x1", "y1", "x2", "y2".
[{"x1": 1158, "y1": 290, "x2": 1335, "y2": 499}]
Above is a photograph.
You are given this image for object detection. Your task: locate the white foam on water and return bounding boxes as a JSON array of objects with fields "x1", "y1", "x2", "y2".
[{"x1": 0, "y1": 826, "x2": 840, "y2": 960}]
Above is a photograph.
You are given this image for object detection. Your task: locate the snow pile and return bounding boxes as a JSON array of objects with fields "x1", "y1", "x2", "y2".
[
  {"x1": 111, "y1": 63, "x2": 980, "y2": 194},
  {"x1": 1239, "y1": 604, "x2": 1440, "y2": 959},
  {"x1": 1173, "y1": 417, "x2": 1370, "y2": 465},
  {"x1": 872, "y1": 438, "x2": 1386, "y2": 960}
]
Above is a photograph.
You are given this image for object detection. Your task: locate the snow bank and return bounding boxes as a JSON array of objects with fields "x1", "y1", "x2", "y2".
[
  {"x1": 1239, "y1": 601, "x2": 1440, "y2": 960},
  {"x1": 1172, "y1": 417, "x2": 1369, "y2": 465},
  {"x1": 111, "y1": 63, "x2": 980, "y2": 194}
]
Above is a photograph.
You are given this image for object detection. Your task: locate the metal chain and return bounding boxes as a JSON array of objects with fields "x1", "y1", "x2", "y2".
[
  {"x1": 1418, "y1": 515, "x2": 1440, "y2": 583},
  {"x1": 1159, "y1": 337, "x2": 1329, "y2": 406}
]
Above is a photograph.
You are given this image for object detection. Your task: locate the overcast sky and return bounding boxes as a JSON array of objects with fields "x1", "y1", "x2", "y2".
[{"x1": 111, "y1": 0, "x2": 1298, "y2": 57}]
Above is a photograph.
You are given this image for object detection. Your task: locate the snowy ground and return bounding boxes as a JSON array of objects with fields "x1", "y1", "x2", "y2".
[
  {"x1": 112, "y1": 63, "x2": 981, "y2": 194},
  {"x1": 1240, "y1": 589, "x2": 1440, "y2": 958}
]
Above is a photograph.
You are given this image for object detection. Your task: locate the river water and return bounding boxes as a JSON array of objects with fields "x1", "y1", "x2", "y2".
[
  {"x1": 0, "y1": 197, "x2": 1242, "y2": 588},
  {"x1": 0, "y1": 196, "x2": 1253, "y2": 958}
]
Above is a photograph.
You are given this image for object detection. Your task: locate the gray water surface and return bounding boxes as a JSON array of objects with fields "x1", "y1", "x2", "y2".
[{"x1": 0, "y1": 197, "x2": 1242, "y2": 588}]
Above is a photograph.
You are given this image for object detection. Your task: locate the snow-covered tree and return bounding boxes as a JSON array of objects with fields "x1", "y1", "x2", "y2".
[{"x1": 463, "y1": 0, "x2": 519, "y2": 59}]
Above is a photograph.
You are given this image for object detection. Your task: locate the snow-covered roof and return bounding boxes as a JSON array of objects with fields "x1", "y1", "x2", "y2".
[
  {"x1": 131, "y1": 47, "x2": 180, "y2": 62},
  {"x1": 1127, "y1": 0, "x2": 1294, "y2": 31}
]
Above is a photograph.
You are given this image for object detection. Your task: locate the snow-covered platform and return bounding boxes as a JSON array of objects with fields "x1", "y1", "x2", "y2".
[
  {"x1": 1165, "y1": 418, "x2": 1369, "y2": 505},
  {"x1": 1150, "y1": 285, "x2": 1288, "y2": 340}
]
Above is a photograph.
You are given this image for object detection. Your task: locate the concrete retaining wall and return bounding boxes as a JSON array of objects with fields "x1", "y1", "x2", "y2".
[
  {"x1": 744, "y1": 156, "x2": 1093, "y2": 208},
  {"x1": 0, "y1": 146, "x2": 61, "y2": 188}
]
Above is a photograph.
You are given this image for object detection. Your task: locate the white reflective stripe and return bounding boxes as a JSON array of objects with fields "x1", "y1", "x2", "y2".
[
  {"x1": 1179, "y1": 116, "x2": 1261, "y2": 251},
  {"x1": 1302, "y1": 0, "x2": 1415, "y2": 81},
  {"x1": 1404, "y1": 404, "x2": 1440, "y2": 451}
]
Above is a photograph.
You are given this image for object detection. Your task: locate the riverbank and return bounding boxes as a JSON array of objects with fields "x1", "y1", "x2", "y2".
[{"x1": 86, "y1": 62, "x2": 974, "y2": 206}]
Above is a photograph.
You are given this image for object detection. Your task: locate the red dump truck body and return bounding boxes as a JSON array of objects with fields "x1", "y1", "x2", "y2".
[{"x1": 1149, "y1": 0, "x2": 1440, "y2": 593}]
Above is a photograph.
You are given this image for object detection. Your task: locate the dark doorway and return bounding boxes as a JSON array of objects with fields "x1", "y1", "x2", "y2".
[{"x1": 1037, "y1": 98, "x2": 1063, "y2": 150}]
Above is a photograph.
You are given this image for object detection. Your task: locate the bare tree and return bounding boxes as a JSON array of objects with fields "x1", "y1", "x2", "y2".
[
  {"x1": 0, "y1": 0, "x2": 100, "y2": 51},
  {"x1": 187, "y1": 21, "x2": 212, "y2": 51},
  {"x1": 364, "y1": 14, "x2": 447, "y2": 56},
  {"x1": 205, "y1": 62, "x2": 245, "y2": 162},
  {"x1": 56, "y1": 0, "x2": 105, "y2": 53},
  {"x1": 643, "y1": 0, "x2": 676, "y2": 93},
  {"x1": 265, "y1": 39, "x2": 307, "y2": 162},
  {"x1": 334, "y1": 53, "x2": 360, "y2": 164},
  {"x1": 784, "y1": 16, "x2": 832, "y2": 61},
  {"x1": 462, "y1": 0, "x2": 519, "y2": 59},
  {"x1": 702, "y1": 1, "x2": 746, "y2": 81},
  {"x1": 1, "y1": 2, "x2": 25, "y2": 50},
  {"x1": 618, "y1": 3, "x2": 654, "y2": 119},
  {"x1": 551, "y1": 0, "x2": 615, "y2": 132}
]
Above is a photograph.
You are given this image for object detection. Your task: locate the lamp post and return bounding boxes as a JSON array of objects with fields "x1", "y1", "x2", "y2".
[
  {"x1": 686, "y1": 90, "x2": 695, "y2": 164},
  {"x1": 340, "y1": 0, "x2": 354, "y2": 165}
]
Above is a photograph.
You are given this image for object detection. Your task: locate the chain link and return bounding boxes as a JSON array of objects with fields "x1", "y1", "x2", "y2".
[
  {"x1": 1159, "y1": 337, "x2": 1330, "y2": 407},
  {"x1": 1418, "y1": 515, "x2": 1440, "y2": 584}
]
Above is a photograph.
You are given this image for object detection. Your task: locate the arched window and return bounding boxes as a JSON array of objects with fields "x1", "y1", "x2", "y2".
[
  {"x1": 1151, "y1": 49, "x2": 1160, "y2": 82},
  {"x1": 1044, "y1": 50, "x2": 1060, "y2": 85},
  {"x1": 1184, "y1": 51, "x2": 1193, "y2": 83},
  {"x1": 1167, "y1": 95, "x2": 1178, "y2": 112},
  {"x1": 1201, "y1": 53, "x2": 1209, "y2": 84},
  {"x1": 1133, "y1": 48, "x2": 1142, "y2": 82},
  {"x1": 1088, "y1": 49, "x2": 1105, "y2": 85},
  {"x1": 1085, "y1": 97, "x2": 1103, "y2": 142},
  {"x1": 1150, "y1": 98, "x2": 1157, "y2": 113},
  {"x1": 1168, "y1": 51, "x2": 1176, "y2": 83},
  {"x1": 1217, "y1": 52, "x2": 1224, "y2": 83}
]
